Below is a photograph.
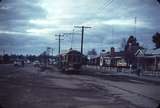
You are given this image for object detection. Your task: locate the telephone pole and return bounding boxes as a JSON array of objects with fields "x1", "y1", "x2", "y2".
[
  {"x1": 55, "y1": 34, "x2": 64, "y2": 55},
  {"x1": 74, "y1": 26, "x2": 91, "y2": 54},
  {"x1": 134, "y1": 17, "x2": 137, "y2": 37}
]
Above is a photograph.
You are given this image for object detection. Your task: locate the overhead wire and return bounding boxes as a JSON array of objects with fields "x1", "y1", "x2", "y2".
[{"x1": 98, "y1": 0, "x2": 115, "y2": 16}]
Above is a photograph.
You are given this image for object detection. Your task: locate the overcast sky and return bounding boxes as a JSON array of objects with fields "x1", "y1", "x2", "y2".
[{"x1": 0, "y1": 0, "x2": 160, "y2": 55}]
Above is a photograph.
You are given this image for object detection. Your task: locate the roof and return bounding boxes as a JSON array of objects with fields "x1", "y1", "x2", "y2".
[
  {"x1": 114, "y1": 51, "x2": 124, "y2": 57},
  {"x1": 88, "y1": 55, "x2": 99, "y2": 59},
  {"x1": 135, "y1": 48, "x2": 160, "y2": 57},
  {"x1": 61, "y1": 49, "x2": 80, "y2": 54},
  {"x1": 67, "y1": 50, "x2": 81, "y2": 55},
  {"x1": 135, "y1": 49, "x2": 145, "y2": 56},
  {"x1": 144, "y1": 49, "x2": 160, "y2": 55},
  {"x1": 100, "y1": 51, "x2": 124, "y2": 57}
]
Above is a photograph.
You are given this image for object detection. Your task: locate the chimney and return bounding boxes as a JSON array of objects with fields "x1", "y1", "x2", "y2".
[{"x1": 110, "y1": 47, "x2": 115, "y2": 56}]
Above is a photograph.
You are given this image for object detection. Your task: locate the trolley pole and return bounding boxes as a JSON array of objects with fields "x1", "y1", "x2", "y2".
[{"x1": 74, "y1": 26, "x2": 91, "y2": 54}]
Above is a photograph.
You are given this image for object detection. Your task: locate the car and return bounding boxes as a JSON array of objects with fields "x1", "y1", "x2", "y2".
[
  {"x1": 33, "y1": 60, "x2": 40, "y2": 67},
  {"x1": 14, "y1": 60, "x2": 22, "y2": 67},
  {"x1": 26, "y1": 60, "x2": 31, "y2": 64}
]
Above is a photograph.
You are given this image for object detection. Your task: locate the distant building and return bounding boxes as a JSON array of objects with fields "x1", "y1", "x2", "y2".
[
  {"x1": 0, "y1": 55, "x2": 3, "y2": 64},
  {"x1": 100, "y1": 47, "x2": 127, "y2": 67},
  {"x1": 135, "y1": 48, "x2": 160, "y2": 71},
  {"x1": 87, "y1": 49, "x2": 99, "y2": 65},
  {"x1": 87, "y1": 55, "x2": 100, "y2": 65}
]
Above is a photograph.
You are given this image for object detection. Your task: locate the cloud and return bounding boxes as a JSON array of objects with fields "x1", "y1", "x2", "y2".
[
  {"x1": 0, "y1": 33, "x2": 56, "y2": 55},
  {"x1": 0, "y1": 0, "x2": 160, "y2": 55},
  {"x1": 0, "y1": 0, "x2": 46, "y2": 32}
]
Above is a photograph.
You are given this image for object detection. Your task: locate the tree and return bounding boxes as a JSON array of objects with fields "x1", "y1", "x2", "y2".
[
  {"x1": 87, "y1": 49, "x2": 97, "y2": 56},
  {"x1": 152, "y1": 32, "x2": 160, "y2": 49},
  {"x1": 3, "y1": 54, "x2": 10, "y2": 63},
  {"x1": 120, "y1": 38, "x2": 127, "y2": 51},
  {"x1": 127, "y1": 36, "x2": 137, "y2": 46},
  {"x1": 125, "y1": 36, "x2": 141, "y2": 65},
  {"x1": 125, "y1": 36, "x2": 140, "y2": 52}
]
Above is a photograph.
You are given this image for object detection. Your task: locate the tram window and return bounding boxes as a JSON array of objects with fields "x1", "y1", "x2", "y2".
[
  {"x1": 77, "y1": 55, "x2": 80, "y2": 62},
  {"x1": 72, "y1": 55, "x2": 75, "y2": 62},
  {"x1": 68, "y1": 55, "x2": 71, "y2": 61}
]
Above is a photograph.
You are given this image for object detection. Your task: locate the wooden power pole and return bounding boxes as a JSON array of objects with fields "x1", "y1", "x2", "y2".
[
  {"x1": 55, "y1": 34, "x2": 64, "y2": 55},
  {"x1": 74, "y1": 26, "x2": 91, "y2": 54}
]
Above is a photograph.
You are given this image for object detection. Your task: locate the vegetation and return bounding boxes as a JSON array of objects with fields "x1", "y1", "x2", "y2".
[
  {"x1": 87, "y1": 49, "x2": 97, "y2": 56},
  {"x1": 152, "y1": 32, "x2": 160, "y2": 49},
  {"x1": 124, "y1": 36, "x2": 141, "y2": 65}
]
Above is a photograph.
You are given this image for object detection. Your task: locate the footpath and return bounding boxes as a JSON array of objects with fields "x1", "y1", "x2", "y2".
[{"x1": 83, "y1": 65, "x2": 160, "y2": 84}]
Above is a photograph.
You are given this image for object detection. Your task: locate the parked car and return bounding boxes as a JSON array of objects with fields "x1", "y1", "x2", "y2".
[
  {"x1": 14, "y1": 60, "x2": 22, "y2": 66},
  {"x1": 26, "y1": 60, "x2": 31, "y2": 64},
  {"x1": 33, "y1": 60, "x2": 40, "y2": 67}
]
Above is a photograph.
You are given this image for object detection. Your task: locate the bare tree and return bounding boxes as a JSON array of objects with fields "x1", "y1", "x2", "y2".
[
  {"x1": 120, "y1": 38, "x2": 127, "y2": 51},
  {"x1": 87, "y1": 49, "x2": 97, "y2": 56},
  {"x1": 124, "y1": 36, "x2": 141, "y2": 65}
]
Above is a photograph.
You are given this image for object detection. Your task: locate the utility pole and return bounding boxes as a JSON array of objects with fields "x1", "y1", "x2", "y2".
[
  {"x1": 111, "y1": 25, "x2": 114, "y2": 45},
  {"x1": 55, "y1": 34, "x2": 64, "y2": 67},
  {"x1": 74, "y1": 26, "x2": 91, "y2": 54},
  {"x1": 55, "y1": 34, "x2": 64, "y2": 55},
  {"x1": 134, "y1": 17, "x2": 137, "y2": 37},
  {"x1": 51, "y1": 48, "x2": 54, "y2": 57}
]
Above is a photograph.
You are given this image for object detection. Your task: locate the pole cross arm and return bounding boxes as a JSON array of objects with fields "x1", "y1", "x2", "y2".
[{"x1": 74, "y1": 26, "x2": 91, "y2": 29}]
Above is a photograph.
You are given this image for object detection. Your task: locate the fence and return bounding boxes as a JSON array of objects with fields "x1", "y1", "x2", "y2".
[{"x1": 84, "y1": 65, "x2": 160, "y2": 77}]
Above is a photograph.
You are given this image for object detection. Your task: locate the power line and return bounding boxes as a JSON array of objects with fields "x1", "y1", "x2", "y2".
[
  {"x1": 104, "y1": 0, "x2": 114, "y2": 7},
  {"x1": 74, "y1": 26, "x2": 91, "y2": 54},
  {"x1": 96, "y1": 0, "x2": 113, "y2": 11},
  {"x1": 63, "y1": 29, "x2": 80, "y2": 49},
  {"x1": 96, "y1": 0, "x2": 115, "y2": 16}
]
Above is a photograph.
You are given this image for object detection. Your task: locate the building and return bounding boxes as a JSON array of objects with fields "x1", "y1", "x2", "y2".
[
  {"x1": 100, "y1": 47, "x2": 127, "y2": 67},
  {"x1": 87, "y1": 55, "x2": 100, "y2": 65},
  {"x1": 0, "y1": 55, "x2": 3, "y2": 64},
  {"x1": 135, "y1": 48, "x2": 160, "y2": 71}
]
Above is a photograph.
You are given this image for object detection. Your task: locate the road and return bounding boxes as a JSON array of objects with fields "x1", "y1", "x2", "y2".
[{"x1": 0, "y1": 64, "x2": 159, "y2": 108}]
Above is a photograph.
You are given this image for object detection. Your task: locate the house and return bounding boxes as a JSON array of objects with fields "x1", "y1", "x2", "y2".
[
  {"x1": 135, "y1": 48, "x2": 160, "y2": 71},
  {"x1": 87, "y1": 55, "x2": 100, "y2": 65},
  {"x1": 100, "y1": 47, "x2": 127, "y2": 67}
]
